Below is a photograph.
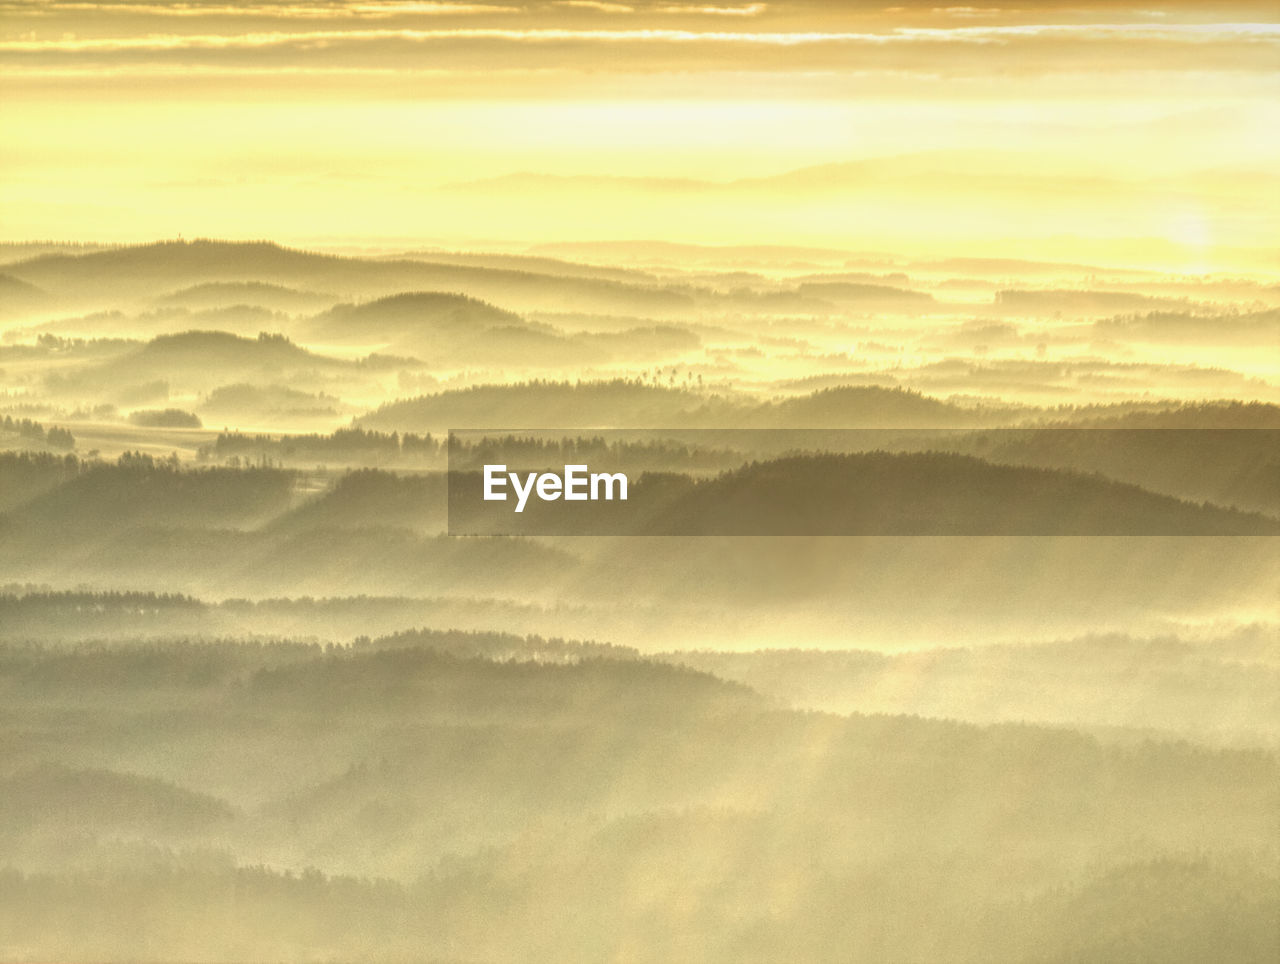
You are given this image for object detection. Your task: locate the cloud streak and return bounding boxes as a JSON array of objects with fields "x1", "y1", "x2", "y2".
[
  {"x1": 0, "y1": 1, "x2": 521, "y2": 15},
  {"x1": 4, "y1": 22, "x2": 1278, "y2": 52},
  {"x1": 5, "y1": 25, "x2": 1276, "y2": 89},
  {"x1": 553, "y1": 1, "x2": 636, "y2": 12}
]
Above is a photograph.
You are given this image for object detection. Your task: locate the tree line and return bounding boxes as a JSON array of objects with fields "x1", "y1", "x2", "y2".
[{"x1": 1, "y1": 416, "x2": 74, "y2": 450}]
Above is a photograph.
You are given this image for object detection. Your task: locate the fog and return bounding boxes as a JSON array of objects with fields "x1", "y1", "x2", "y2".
[{"x1": 1, "y1": 238, "x2": 1277, "y2": 961}]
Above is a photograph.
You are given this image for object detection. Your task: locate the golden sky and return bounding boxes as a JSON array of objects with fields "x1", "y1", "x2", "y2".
[{"x1": 2, "y1": 1, "x2": 1277, "y2": 267}]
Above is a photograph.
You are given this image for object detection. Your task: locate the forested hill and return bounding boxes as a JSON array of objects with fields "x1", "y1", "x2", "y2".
[
  {"x1": 4, "y1": 240, "x2": 697, "y2": 315},
  {"x1": 456, "y1": 451, "x2": 1280, "y2": 536},
  {"x1": 306, "y1": 291, "x2": 524, "y2": 343},
  {"x1": 358, "y1": 382, "x2": 1008, "y2": 431},
  {"x1": 0, "y1": 633, "x2": 1275, "y2": 961},
  {"x1": 650, "y1": 452, "x2": 1280, "y2": 535}
]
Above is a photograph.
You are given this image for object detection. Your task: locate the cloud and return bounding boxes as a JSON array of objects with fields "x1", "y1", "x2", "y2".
[
  {"x1": 554, "y1": 1, "x2": 636, "y2": 13},
  {"x1": 0, "y1": 1, "x2": 521, "y2": 18},
  {"x1": 653, "y1": 3, "x2": 768, "y2": 14},
  {"x1": 2, "y1": 4, "x2": 1277, "y2": 82},
  {"x1": 4, "y1": 22, "x2": 1278, "y2": 52}
]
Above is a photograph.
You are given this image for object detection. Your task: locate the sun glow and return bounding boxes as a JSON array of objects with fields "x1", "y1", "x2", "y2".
[{"x1": 1, "y1": 1, "x2": 1276, "y2": 267}]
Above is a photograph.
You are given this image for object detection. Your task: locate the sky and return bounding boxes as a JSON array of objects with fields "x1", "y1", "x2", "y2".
[{"x1": 2, "y1": 0, "x2": 1278, "y2": 268}]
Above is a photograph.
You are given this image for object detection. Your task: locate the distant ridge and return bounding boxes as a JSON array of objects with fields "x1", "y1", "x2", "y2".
[
  {"x1": 634, "y1": 452, "x2": 1280, "y2": 536},
  {"x1": 5, "y1": 239, "x2": 698, "y2": 316},
  {"x1": 0, "y1": 272, "x2": 50, "y2": 314},
  {"x1": 1050, "y1": 400, "x2": 1280, "y2": 429},
  {"x1": 358, "y1": 382, "x2": 1010, "y2": 431},
  {"x1": 307, "y1": 291, "x2": 526, "y2": 343},
  {"x1": 0, "y1": 272, "x2": 45, "y2": 297},
  {"x1": 359, "y1": 379, "x2": 714, "y2": 431},
  {"x1": 158, "y1": 280, "x2": 338, "y2": 312}
]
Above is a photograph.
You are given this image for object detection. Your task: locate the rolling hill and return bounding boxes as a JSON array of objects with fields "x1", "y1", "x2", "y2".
[
  {"x1": 5, "y1": 240, "x2": 699, "y2": 317},
  {"x1": 359, "y1": 382, "x2": 1013, "y2": 432},
  {"x1": 306, "y1": 291, "x2": 525, "y2": 344},
  {"x1": 43, "y1": 330, "x2": 408, "y2": 401},
  {"x1": 157, "y1": 280, "x2": 338, "y2": 314},
  {"x1": 641, "y1": 452, "x2": 1279, "y2": 535},
  {"x1": 454, "y1": 450, "x2": 1280, "y2": 536},
  {"x1": 358, "y1": 379, "x2": 720, "y2": 431}
]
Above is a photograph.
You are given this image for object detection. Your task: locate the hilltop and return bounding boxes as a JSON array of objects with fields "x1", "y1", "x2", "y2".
[
  {"x1": 307, "y1": 291, "x2": 525, "y2": 343},
  {"x1": 157, "y1": 280, "x2": 338, "y2": 313},
  {"x1": 358, "y1": 379, "x2": 719, "y2": 431},
  {"x1": 359, "y1": 382, "x2": 1010, "y2": 432}
]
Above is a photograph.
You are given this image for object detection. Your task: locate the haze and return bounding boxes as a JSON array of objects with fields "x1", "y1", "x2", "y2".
[
  {"x1": 2, "y1": 1, "x2": 1278, "y2": 961},
  {"x1": 3, "y1": 0, "x2": 1279, "y2": 268}
]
